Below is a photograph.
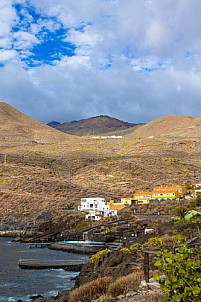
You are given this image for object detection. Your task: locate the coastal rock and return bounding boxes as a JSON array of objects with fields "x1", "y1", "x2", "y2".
[{"x1": 75, "y1": 249, "x2": 144, "y2": 287}]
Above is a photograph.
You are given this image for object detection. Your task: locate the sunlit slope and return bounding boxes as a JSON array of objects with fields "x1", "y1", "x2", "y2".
[
  {"x1": 0, "y1": 102, "x2": 71, "y2": 143},
  {"x1": 128, "y1": 115, "x2": 201, "y2": 138}
]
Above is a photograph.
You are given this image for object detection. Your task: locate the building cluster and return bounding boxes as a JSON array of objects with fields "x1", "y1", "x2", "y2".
[
  {"x1": 78, "y1": 198, "x2": 125, "y2": 221},
  {"x1": 79, "y1": 185, "x2": 188, "y2": 221}
]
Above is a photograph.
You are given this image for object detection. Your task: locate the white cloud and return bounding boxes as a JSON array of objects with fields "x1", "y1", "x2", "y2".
[
  {"x1": 13, "y1": 31, "x2": 40, "y2": 50},
  {"x1": 0, "y1": 50, "x2": 18, "y2": 62},
  {"x1": 0, "y1": 0, "x2": 201, "y2": 124},
  {"x1": 0, "y1": 1, "x2": 18, "y2": 36}
]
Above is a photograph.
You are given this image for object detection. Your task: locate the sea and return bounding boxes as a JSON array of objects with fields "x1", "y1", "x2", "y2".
[{"x1": 0, "y1": 237, "x2": 89, "y2": 302}]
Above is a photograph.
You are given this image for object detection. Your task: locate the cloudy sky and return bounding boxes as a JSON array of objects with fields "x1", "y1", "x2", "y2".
[{"x1": 0, "y1": 0, "x2": 201, "y2": 124}]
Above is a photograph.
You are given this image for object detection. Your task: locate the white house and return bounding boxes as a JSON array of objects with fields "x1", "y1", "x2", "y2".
[
  {"x1": 79, "y1": 198, "x2": 110, "y2": 214},
  {"x1": 85, "y1": 210, "x2": 103, "y2": 221},
  {"x1": 79, "y1": 197, "x2": 117, "y2": 219}
]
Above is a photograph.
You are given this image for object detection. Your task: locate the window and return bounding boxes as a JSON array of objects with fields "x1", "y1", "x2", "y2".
[
  {"x1": 90, "y1": 204, "x2": 93, "y2": 208},
  {"x1": 81, "y1": 199, "x2": 86, "y2": 203},
  {"x1": 95, "y1": 204, "x2": 97, "y2": 208},
  {"x1": 87, "y1": 203, "x2": 89, "y2": 208}
]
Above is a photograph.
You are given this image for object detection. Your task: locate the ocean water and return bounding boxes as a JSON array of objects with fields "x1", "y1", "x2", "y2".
[{"x1": 0, "y1": 237, "x2": 89, "y2": 302}]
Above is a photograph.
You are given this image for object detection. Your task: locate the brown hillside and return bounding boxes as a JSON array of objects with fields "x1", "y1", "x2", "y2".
[
  {"x1": 0, "y1": 102, "x2": 71, "y2": 143},
  {"x1": 49, "y1": 115, "x2": 140, "y2": 136},
  {"x1": 129, "y1": 115, "x2": 201, "y2": 138}
]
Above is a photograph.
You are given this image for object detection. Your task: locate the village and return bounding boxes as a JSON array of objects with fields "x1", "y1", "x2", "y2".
[{"x1": 78, "y1": 184, "x2": 201, "y2": 222}]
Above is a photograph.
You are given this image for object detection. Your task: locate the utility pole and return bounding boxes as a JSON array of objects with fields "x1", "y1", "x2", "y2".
[{"x1": 4, "y1": 153, "x2": 6, "y2": 166}]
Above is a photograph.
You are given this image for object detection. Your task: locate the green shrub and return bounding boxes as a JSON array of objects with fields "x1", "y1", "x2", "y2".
[
  {"x1": 130, "y1": 243, "x2": 142, "y2": 251},
  {"x1": 154, "y1": 237, "x2": 201, "y2": 301},
  {"x1": 90, "y1": 249, "x2": 112, "y2": 263},
  {"x1": 120, "y1": 247, "x2": 130, "y2": 253},
  {"x1": 75, "y1": 221, "x2": 88, "y2": 231}
]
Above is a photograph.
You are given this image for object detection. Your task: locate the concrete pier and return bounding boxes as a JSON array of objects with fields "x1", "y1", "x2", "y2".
[{"x1": 18, "y1": 259, "x2": 85, "y2": 271}]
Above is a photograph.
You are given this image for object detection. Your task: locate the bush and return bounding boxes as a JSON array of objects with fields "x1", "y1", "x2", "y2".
[
  {"x1": 90, "y1": 249, "x2": 112, "y2": 263},
  {"x1": 107, "y1": 271, "x2": 144, "y2": 296},
  {"x1": 107, "y1": 270, "x2": 156, "y2": 297},
  {"x1": 69, "y1": 276, "x2": 113, "y2": 302},
  {"x1": 120, "y1": 247, "x2": 130, "y2": 253},
  {"x1": 196, "y1": 192, "x2": 201, "y2": 207},
  {"x1": 130, "y1": 243, "x2": 142, "y2": 251},
  {"x1": 74, "y1": 221, "x2": 88, "y2": 231},
  {"x1": 154, "y1": 237, "x2": 201, "y2": 301},
  {"x1": 94, "y1": 295, "x2": 115, "y2": 302}
]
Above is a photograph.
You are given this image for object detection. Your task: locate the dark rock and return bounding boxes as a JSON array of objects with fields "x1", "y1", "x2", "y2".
[{"x1": 75, "y1": 249, "x2": 143, "y2": 287}]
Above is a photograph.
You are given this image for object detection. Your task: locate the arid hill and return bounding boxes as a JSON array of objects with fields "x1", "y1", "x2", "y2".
[
  {"x1": 47, "y1": 115, "x2": 142, "y2": 136},
  {"x1": 0, "y1": 106, "x2": 201, "y2": 225},
  {"x1": 0, "y1": 102, "x2": 70, "y2": 143},
  {"x1": 129, "y1": 115, "x2": 201, "y2": 138}
]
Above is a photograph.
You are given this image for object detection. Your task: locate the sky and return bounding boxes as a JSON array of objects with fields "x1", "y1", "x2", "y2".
[{"x1": 0, "y1": 0, "x2": 201, "y2": 124}]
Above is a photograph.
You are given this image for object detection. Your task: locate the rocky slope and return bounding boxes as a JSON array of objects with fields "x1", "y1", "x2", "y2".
[
  {"x1": 0, "y1": 102, "x2": 70, "y2": 143},
  {"x1": 47, "y1": 115, "x2": 142, "y2": 136},
  {"x1": 129, "y1": 115, "x2": 201, "y2": 138}
]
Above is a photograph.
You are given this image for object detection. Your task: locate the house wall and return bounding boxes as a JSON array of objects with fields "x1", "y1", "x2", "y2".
[
  {"x1": 134, "y1": 192, "x2": 153, "y2": 200},
  {"x1": 121, "y1": 198, "x2": 133, "y2": 205},
  {"x1": 153, "y1": 186, "x2": 187, "y2": 196},
  {"x1": 134, "y1": 190, "x2": 180, "y2": 201},
  {"x1": 80, "y1": 198, "x2": 110, "y2": 212},
  {"x1": 151, "y1": 190, "x2": 180, "y2": 200}
]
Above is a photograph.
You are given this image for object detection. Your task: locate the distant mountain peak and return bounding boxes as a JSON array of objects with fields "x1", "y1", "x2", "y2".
[{"x1": 47, "y1": 115, "x2": 141, "y2": 136}]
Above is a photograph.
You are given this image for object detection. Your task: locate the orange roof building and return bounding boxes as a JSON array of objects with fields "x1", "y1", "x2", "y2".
[
  {"x1": 153, "y1": 186, "x2": 186, "y2": 195},
  {"x1": 134, "y1": 189, "x2": 180, "y2": 201}
]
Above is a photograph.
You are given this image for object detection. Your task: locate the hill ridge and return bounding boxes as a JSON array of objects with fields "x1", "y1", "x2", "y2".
[{"x1": 0, "y1": 102, "x2": 70, "y2": 143}]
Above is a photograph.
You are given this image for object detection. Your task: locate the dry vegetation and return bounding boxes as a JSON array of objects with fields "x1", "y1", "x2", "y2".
[
  {"x1": 69, "y1": 276, "x2": 113, "y2": 302},
  {"x1": 69, "y1": 270, "x2": 161, "y2": 302},
  {"x1": 0, "y1": 135, "x2": 201, "y2": 219},
  {"x1": 0, "y1": 103, "x2": 201, "y2": 220}
]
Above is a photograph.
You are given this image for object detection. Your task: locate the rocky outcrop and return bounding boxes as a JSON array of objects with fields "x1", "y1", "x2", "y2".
[{"x1": 75, "y1": 250, "x2": 145, "y2": 287}]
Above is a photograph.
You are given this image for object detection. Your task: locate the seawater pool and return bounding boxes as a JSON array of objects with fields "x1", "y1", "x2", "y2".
[{"x1": 64, "y1": 240, "x2": 105, "y2": 245}]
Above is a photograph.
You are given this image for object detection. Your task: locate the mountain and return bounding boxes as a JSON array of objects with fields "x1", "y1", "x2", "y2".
[
  {"x1": 129, "y1": 115, "x2": 201, "y2": 138},
  {"x1": 47, "y1": 121, "x2": 61, "y2": 128},
  {"x1": 0, "y1": 102, "x2": 70, "y2": 143},
  {"x1": 47, "y1": 115, "x2": 143, "y2": 136}
]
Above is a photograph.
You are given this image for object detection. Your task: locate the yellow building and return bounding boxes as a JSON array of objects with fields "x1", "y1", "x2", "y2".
[
  {"x1": 153, "y1": 186, "x2": 187, "y2": 196},
  {"x1": 137, "y1": 198, "x2": 150, "y2": 205},
  {"x1": 134, "y1": 189, "x2": 180, "y2": 201},
  {"x1": 121, "y1": 198, "x2": 133, "y2": 205},
  {"x1": 109, "y1": 200, "x2": 125, "y2": 211},
  {"x1": 134, "y1": 192, "x2": 153, "y2": 201},
  {"x1": 151, "y1": 189, "x2": 180, "y2": 200}
]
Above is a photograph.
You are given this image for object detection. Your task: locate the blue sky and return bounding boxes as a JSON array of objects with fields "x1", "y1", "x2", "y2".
[{"x1": 0, "y1": 0, "x2": 201, "y2": 123}]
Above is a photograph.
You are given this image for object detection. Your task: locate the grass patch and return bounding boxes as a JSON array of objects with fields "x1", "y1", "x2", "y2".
[
  {"x1": 74, "y1": 221, "x2": 88, "y2": 231},
  {"x1": 69, "y1": 276, "x2": 113, "y2": 302},
  {"x1": 107, "y1": 270, "x2": 157, "y2": 297}
]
